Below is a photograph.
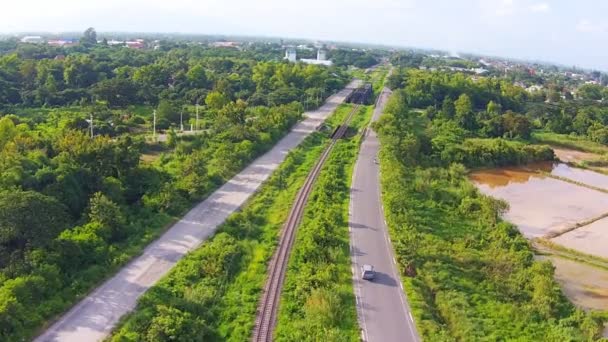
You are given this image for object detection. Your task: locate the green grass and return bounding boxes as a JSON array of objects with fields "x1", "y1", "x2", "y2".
[
  {"x1": 534, "y1": 238, "x2": 608, "y2": 271},
  {"x1": 532, "y1": 131, "x2": 608, "y2": 155},
  {"x1": 377, "y1": 155, "x2": 605, "y2": 340},
  {"x1": 274, "y1": 105, "x2": 372, "y2": 341}
]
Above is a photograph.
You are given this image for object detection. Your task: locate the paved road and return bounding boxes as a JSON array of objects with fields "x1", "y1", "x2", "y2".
[
  {"x1": 35, "y1": 80, "x2": 360, "y2": 342},
  {"x1": 349, "y1": 87, "x2": 421, "y2": 342}
]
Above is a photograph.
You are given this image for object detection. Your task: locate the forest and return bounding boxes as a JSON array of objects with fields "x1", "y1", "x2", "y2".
[
  {"x1": 373, "y1": 74, "x2": 606, "y2": 340},
  {"x1": 387, "y1": 65, "x2": 608, "y2": 147},
  {"x1": 0, "y1": 32, "x2": 349, "y2": 340}
]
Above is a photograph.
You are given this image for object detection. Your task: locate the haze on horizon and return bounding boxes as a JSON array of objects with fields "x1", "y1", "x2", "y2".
[{"x1": 1, "y1": 0, "x2": 607, "y2": 71}]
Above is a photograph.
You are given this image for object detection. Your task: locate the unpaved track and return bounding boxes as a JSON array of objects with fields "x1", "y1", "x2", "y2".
[{"x1": 35, "y1": 80, "x2": 360, "y2": 342}]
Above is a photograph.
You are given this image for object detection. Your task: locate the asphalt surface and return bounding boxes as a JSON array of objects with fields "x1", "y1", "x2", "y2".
[
  {"x1": 349, "y1": 87, "x2": 421, "y2": 342},
  {"x1": 34, "y1": 80, "x2": 360, "y2": 342}
]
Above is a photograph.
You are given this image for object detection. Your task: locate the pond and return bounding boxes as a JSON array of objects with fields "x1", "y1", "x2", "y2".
[
  {"x1": 471, "y1": 161, "x2": 608, "y2": 329},
  {"x1": 552, "y1": 217, "x2": 608, "y2": 259},
  {"x1": 470, "y1": 164, "x2": 608, "y2": 238},
  {"x1": 537, "y1": 255, "x2": 608, "y2": 312}
]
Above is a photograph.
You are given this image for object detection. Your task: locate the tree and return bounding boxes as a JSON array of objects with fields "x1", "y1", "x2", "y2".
[
  {"x1": 577, "y1": 84, "x2": 604, "y2": 101},
  {"x1": 186, "y1": 64, "x2": 208, "y2": 89},
  {"x1": 167, "y1": 128, "x2": 178, "y2": 149},
  {"x1": 205, "y1": 91, "x2": 229, "y2": 110},
  {"x1": 92, "y1": 78, "x2": 138, "y2": 107},
  {"x1": 486, "y1": 100, "x2": 501, "y2": 115},
  {"x1": 0, "y1": 190, "x2": 70, "y2": 267},
  {"x1": 156, "y1": 100, "x2": 179, "y2": 128},
  {"x1": 63, "y1": 56, "x2": 97, "y2": 88},
  {"x1": 454, "y1": 94, "x2": 476, "y2": 130},
  {"x1": 502, "y1": 111, "x2": 532, "y2": 139},
  {"x1": 146, "y1": 305, "x2": 207, "y2": 341},
  {"x1": 80, "y1": 27, "x2": 97, "y2": 47},
  {"x1": 88, "y1": 192, "x2": 126, "y2": 242},
  {"x1": 440, "y1": 96, "x2": 455, "y2": 119}
]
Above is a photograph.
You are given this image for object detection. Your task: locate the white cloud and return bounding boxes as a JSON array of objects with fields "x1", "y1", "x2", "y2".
[
  {"x1": 479, "y1": 0, "x2": 516, "y2": 17},
  {"x1": 576, "y1": 19, "x2": 607, "y2": 33},
  {"x1": 529, "y1": 2, "x2": 550, "y2": 13},
  {"x1": 481, "y1": 0, "x2": 551, "y2": 17},
  {"x1": 495, "y1": 0, "x2": 515, "y2": 16}
]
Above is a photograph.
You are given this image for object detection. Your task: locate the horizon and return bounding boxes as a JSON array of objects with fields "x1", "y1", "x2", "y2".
[
  {"x1": 1, "y1": 0, "x2": 608, "y2": 71},
  {"x1": 2, "y1": 30, "x2": 603, "y2": 73}
]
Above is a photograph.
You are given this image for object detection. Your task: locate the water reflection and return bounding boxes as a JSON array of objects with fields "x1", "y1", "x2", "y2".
[
  {"x1": 537, "y1": 255, "x2": 608, "y2": 311},
  {"x1": 469, "y1": 162, "x2": 556, "y2": 188},
  {"x1": 470, "y1": 162, "x2": 608, "y2": 238}
]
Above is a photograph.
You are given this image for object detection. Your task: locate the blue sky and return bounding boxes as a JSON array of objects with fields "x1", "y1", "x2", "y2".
[{"x1": 1, "y1": 0, "x2": 607, "y2": 70}]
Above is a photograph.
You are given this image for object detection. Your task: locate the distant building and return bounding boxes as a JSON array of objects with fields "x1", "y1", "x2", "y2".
[
  {"x1": 285, "y1": 47, "x2": 296, "y2": 62},
  {"x1": 107, "y1": 40, "x2": 125, "y2": 46},
  {"x1": 300, "y1": 59, "x2": 333, "y2": 66},
  {"x1": 126, "y1": 39, "x2": 145, "y2": 49},
  {"x1": 47, "y1": 39, "x2": 77, "y2": 47},
  {"x1": 317, "y1": 48, "x2": 327, "y2": 61},
  {"x1": 211, "y1": 41, "x2": 239, "y2": 48},
  {"x1": 300, "y1": 48, "x2": 333, "y2": 66},
  {"x1": 285, "y1": 47, "x2": 332, "y2": 66},
  {"x1": 20, "y1": 36, "x2": 44, "y2": 44}
]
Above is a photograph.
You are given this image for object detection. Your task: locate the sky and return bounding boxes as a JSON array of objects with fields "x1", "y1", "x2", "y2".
[{"x1": 1, "y1": 0, "x2": 607, "y2": 70}]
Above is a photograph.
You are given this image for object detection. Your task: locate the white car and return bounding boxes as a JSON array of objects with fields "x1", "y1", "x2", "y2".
[{"x1": 361, "y1": 264, "x2": 375, "y2": 280}]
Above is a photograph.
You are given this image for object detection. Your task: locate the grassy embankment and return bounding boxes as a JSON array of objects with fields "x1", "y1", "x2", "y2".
[
  {"x1": 109, "y1": 104, "x2": 355, "y2": 341},
  {"x1": 532, "y1": 131, "x2": 608, "y2": 155},
  {"x1": 377, "y1": 154, "x2": 606, "y2": 340},
  {"x1": 532, "y1": 131, "x2": 608, "y2": 173},
  {"x1": 372, "y1": 95, "x2": 606, "y2": 339},
  {"x1": 274, "y1": 105, "x2": 372, "y2": 341}
]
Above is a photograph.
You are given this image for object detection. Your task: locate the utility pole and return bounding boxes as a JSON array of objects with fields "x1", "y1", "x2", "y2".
[
  {"x1": 180, "y1": 107, "x2": 184, "y2": 132},
  {"x1": 90, "y1": 113, "x2": 94, "y2": 138},
  {"x1": 152, "y1": 109, "x2": 157, "y2": 140},
  {"x1": 195, "y1": 103, "x2": 199, "y2": 132}
]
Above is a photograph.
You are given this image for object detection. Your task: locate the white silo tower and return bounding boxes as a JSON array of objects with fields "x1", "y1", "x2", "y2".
[
  {"x1": 317, "y1": 48, "x2": 327, "y2": 61},
  {"x1": 285, "y1": 47, "x2": 297, "y2": 62}
]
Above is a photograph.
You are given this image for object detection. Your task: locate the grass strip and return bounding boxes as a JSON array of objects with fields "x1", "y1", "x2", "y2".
[{"x1": 273, "y1": 105, "x2": 372, "y2": 341}]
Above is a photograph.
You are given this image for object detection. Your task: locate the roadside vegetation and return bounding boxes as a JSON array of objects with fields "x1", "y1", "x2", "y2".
[
  {"x1": 109, "y1": 104, "x2": 355, "y2": 341},
  {"x1": 0, "y1": 29, "x2": 349, "y2": 340},
  {"x1": 274, "y1": 105, "x2": 372, "y2": 341},
  {"x1": 374, "y1": 76, "x2": 606, "y2": 339}
]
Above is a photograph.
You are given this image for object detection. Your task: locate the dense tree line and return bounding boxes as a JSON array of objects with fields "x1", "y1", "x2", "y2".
[
  {"x1": 0, "y1": 38, "x2": 348, "y2": 340},
  {"x1": 372, "y1": 87, "x2": 605, "y2": 340},
  {"x1": 388, "y1": 61, "x2": 608, "y2": 149},
  {"x1": 328, "y1": 49, "x2": 379, "y2": 69}
]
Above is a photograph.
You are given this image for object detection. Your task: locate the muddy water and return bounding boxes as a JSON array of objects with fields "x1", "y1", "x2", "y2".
[
  {"x1": 471, "y1": 165, "x2": 608, "y2": 238},
  {"x1": 550, "y1": 163, "x2": 608, "y2": 189},
  {"x1": 553, "y1": 216, "x2": 608, "y2": 259},
  {"x1": 537, "y1": 255, "x2": 608, "y2": 311},
  {"x1": 553, "y1": 147, "x2": 600, "y2": 164},
  {"x1": 472, "y1": 162, "x2": 608, "y2": 330}
]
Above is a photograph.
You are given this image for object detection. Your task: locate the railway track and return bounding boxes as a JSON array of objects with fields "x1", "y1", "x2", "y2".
[{"x1": 252, "y1": 104, "x2": 360, "y2": 342}]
